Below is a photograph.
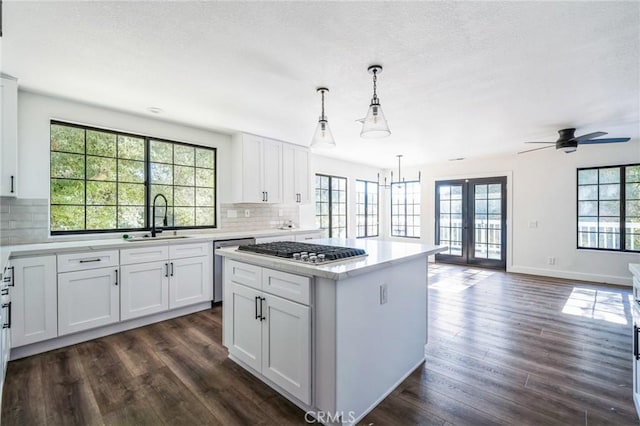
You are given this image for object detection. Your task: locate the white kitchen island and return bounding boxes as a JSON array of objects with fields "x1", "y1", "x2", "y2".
[{"x1": 218, "y1": 238, "x2": 446, "y2": 425}]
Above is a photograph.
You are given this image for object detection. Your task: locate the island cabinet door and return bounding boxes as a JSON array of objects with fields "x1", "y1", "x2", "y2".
[
  {"x1": 261, "y1": 294, "x2": 311, "y2": 405},
  {"x1": 228, "y1": 282, "x2": 263, "y2": 372}
]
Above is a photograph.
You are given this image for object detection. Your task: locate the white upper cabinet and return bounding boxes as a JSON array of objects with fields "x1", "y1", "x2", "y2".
[
  {"x1": 282, "y1": 144, "x2": 310, "y2": 204},
  {"x1": 0, "y1": 74, "x2": 18, "y2": 197},
  {"x1": 232, "y1": 133, "x2": 282, "y2": 204}
]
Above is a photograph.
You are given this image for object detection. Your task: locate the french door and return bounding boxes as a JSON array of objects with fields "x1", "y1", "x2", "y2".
[{"x1": 435, "y1": 177, "x2": 507, "y2": 269}]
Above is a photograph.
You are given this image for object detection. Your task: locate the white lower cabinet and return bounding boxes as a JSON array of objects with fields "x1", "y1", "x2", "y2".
[
  {"x1": 58, "y1": 267, "x2": 119, "y2": 336},
  {"x1": 120, "y1": 261, "x2": 169, "y2": 321},
  {"x1": 226, "y1": 263, "x2": 311, "y2": 405},
  {"x1": 10, "y1": 256, "x2": 58, "y2": 347},
  {"x1": 169, "y1": 256, "x2": 211, "y2": 308}
]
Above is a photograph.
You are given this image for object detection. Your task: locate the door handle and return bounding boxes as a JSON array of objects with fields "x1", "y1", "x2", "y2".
[
  {"x1": 114, "y1": 269, "x2": 118, "y2": 286},
  {"x1": 255, "y1": 296, "x2": 260, "y2": 320},
  {"x1": 10, "y1": 176, "x2": 14, "y2": 194},
  {"x1": 260, "y1": 296, "x2": 266, "y2": 321},
  {"x1": 2, "y1": 302, "x2": 11, "y2": 329}
]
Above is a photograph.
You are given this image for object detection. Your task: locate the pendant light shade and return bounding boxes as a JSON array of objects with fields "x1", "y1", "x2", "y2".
[
  {"x1": 361, "y1": 65, "x2": 390, "y2": 139},
  {"x1": 311, "y1": 87, "x2": 336, "y2": 149}
]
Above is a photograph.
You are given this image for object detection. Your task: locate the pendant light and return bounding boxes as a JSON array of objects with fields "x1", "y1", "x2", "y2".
[
  {"x1": 311, "y1": 87, "x2": 336, "y2": 149},
  {"x1": 360, "y1": 65, "x2": 390, "y2": 138}
]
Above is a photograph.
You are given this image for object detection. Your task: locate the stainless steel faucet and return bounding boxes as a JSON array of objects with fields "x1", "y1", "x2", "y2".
[{"x1": 151, "y1": 193, "x2": 168, "y2": 237}]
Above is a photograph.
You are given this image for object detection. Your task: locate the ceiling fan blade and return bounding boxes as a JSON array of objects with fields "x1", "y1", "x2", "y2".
[
  {"x1": 524, "y1": 141, "x2": 556, "y2": 144},
  {"x1": 572, "y1": 131, "x2": 607, "y2": 142},
  {"x1": 578, "y1": 137, "x2": 630, "y2": 145},
  {"x1": 518, "y1": 145, "x2": 555, "y2": 154}
]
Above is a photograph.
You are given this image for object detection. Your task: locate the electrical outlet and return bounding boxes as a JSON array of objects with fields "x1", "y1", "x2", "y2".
[
  {"x1": 528, "y1": 220, "x2": 538, "y2": 228},
  {"x1": 548, "y1": 257, "x2": 555, "y2": 265},
  {"x1": 244, "y1": 209, "x2": 250, "y2": 218},
  {"x1": 380, "y1": 284, "x2": 388, "y2": 305},
  {"x1": 227, "y1": 209, "x2": 237, "y2": 218}
]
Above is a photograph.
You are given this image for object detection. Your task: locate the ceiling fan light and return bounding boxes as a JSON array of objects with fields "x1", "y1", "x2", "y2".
[
  {"x1": 360, "y1": 103, "x2": 391, "y2": 138},
  {"x1": 311, "y1": 118, "x2": 336, "y2": 149},
  {"x1": 562, "y1": 146, "x2": 577, "y2": 154}
]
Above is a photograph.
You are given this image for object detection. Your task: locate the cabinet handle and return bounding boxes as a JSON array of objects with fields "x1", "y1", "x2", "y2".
[
  {"x1": 265, "y1": 192, "x2": 268, "y2": 203},
  {"x1": 260, "y1": 296, "x2": 266, "y2": 321},
  {"x1": 114, "y1": 269, "x2": 118, "y2": 286},
  {"x1": 10, "y1": 176, "x2": 14, "y2": 194},
  {"x1": 170, "y1": 262, "x2": 174, "y2": 277},
  {"x1": 79, "y1": 258, "x2": 101, "y2": 263},
  {"x1": 255, "y1": 296, "x2": 260, "y2": 320},
  {"x1": 2, "y1": 302, "x2": 11, "y2": 329},
  {"x1": 636, "y1": 325, "x2": 640, "y2": 361},
  {"x1": 164, "y1": 263, "x2": 169, "y2": 278},
  {"x1": 7, "y1": 267, "x2": 14, "y2": 287},
  {"x1": 1, "y1": 289, "x2": 7, "y2": 296}
]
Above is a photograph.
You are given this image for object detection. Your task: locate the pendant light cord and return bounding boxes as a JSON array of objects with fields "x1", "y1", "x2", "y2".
[
  {"x1": 372, "y1": 70, "x2": 378, "y2": 102},
  {"x1": 321, "y1": 90, "x2": 326, "y2": 120}
]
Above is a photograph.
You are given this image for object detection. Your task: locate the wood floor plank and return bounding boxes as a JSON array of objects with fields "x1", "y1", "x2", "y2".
[{"x1": 2, "y1": 265, "x2": 638, "y2": 425}]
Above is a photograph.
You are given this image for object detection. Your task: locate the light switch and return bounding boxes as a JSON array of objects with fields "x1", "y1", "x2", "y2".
[{"x1": 528, "y1": 221, "x2": 538, "y2": 228}]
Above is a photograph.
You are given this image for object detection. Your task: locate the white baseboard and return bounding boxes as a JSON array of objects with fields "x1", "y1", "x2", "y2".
[{"x1": 508, "y1": 265, "x2": 632, "y2": 286}]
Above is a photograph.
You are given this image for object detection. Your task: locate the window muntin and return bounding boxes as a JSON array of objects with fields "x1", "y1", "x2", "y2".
[
  {"x1": 391, "y1": 181, "x2": 420, "y2": 238},
  {"x1": 315, "y1": 174, "x2": 347, "y2": 238},
  {"x1": 50, "y1": 121, "x2": 216, "y2": 234},
  {"x1": 577, "y1": 164, "x2": 639, "y2": 252},
  {"x1": 356, "y1": 180, "x2": 379, "y2": 238}
]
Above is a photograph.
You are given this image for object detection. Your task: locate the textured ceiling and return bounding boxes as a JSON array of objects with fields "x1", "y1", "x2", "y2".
[{"x1": 2, "y1": 1, "x2": 639, "y2": 168}]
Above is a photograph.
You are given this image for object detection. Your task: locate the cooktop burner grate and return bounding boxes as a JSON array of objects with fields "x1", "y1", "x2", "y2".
[{"x1": 237, "y1": 242, "x2": 367, "y2": 262}]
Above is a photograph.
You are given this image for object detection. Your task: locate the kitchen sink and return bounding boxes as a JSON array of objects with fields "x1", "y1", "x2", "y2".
[{"x1": 125, "y1": 235, "x2": 191, "y2": 242}]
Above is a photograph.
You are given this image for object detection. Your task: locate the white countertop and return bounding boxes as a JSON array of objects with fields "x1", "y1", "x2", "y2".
[
  {"x1": 631, "y1": 263, "x2": 640, "y2": 278},
  {"x1": 0, "y1": 228, "x2": 322, "y2": 272},
  {"x1": 217, "y1": 238, "x2": 447, "y2": 280}
]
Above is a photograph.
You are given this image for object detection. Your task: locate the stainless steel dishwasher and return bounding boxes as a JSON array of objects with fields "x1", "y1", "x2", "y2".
[{"x1": 213, "y1": 238, "x2": 255, "y2": 303}]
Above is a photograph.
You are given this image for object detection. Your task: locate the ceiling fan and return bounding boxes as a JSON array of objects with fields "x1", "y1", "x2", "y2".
[{"x1": 518, "y1": 128, "x2": 631, "y2": 154}]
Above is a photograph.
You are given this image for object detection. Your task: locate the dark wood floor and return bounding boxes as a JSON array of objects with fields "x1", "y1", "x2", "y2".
[{"x1": 2, "y1": 264, "x2": 638, "y2": 425}]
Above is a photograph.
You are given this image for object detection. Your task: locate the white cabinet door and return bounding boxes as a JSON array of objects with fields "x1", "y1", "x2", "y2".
[
  {"x1": 262, "y1": 138, "x2": 282, "y2": 204},
  {"x1": 0, "y1": 75, "x2": 18, "y2": 197},
  {"x1": 58, "y1": 268, "x2": 120, "y2": 335},
  {"x1": 282, "y1": 144, "x2": 296, "y2": 204},
  {"x1": 294, "y1": 147, "x2": 310, "y2": 204},
  {"x1": 261, "y1": 294, "x2": 311, "y2": 404},
  {"x1": 11, "y1": 256, "x2": 57, "y2": 347},
  {"x1": 120, "y1": 261, "x2": 169, "y2": 321},
  {"x1": 235, "y1": 134, "x2": 263, "y2": 203},
  {"x1": 228, "y1": 282, "x2": 263, "y2": 372},
  {"x1": 169, "y1": 256, "x2": 211, "y2": 309}
]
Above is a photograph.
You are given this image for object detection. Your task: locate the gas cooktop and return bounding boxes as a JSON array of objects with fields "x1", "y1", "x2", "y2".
[{"x1": 237, "y1": 242, "x2": 367, "y2": 264}]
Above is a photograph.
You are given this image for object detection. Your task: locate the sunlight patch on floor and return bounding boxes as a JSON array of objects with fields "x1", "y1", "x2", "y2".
[
  {"x1": 429, "y1": 265, "x2": 495, "y2": 293},
  {"x1": 561, "y1": 287, "x2": 628, "y2": 325}
]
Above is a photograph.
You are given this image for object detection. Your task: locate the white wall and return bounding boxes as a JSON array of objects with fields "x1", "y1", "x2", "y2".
[
  {"x1": 397, "y1": 140, "x2": 640, "y2": 285},
  {"x1": 17, "y1": 91, "x2": 233, "y2": 201}
]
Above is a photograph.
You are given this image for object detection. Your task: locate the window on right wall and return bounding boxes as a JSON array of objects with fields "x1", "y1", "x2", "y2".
[{"x1": 577, "y1": 163, "x2": 640, "y2": 252}]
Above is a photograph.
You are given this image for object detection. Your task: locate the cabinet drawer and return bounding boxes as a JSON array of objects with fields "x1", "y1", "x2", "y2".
[
  {"x1": 294, "y1": 232, "x2": 325, "y2": 242},
  {"x1": 57, "y1": 250, "x2": 119, "y2": 273},
  {"x1": 121, "y1": 245, "x2": 169, "y2": 265},
  {"x1": 169, "y1": 242, "x2": 211, "y2": 259},
  {"x1": 227, "y1": 260, "x2": 262, "y2": 290},
  {"x1": 263, "y1": 268, "x2": 310, "y2": 305}
]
